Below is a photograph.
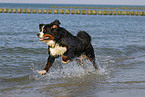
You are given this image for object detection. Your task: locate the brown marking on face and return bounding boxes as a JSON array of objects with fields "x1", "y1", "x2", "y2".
[{"x1": 43, "y1": 34, "x2": 54, "y2": 40}]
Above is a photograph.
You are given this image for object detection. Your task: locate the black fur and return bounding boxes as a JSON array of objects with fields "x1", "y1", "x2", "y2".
[{"x1": 37, "y1": 20, "x2": 98, "y2": 74}]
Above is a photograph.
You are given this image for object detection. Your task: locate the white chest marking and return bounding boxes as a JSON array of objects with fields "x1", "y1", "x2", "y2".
[
  {"x1": 49, "y1": 44, "x2": 67, "y2": 56},
  {"x1": 46, "y1": 40, "x2": 56, "y2": 47}
]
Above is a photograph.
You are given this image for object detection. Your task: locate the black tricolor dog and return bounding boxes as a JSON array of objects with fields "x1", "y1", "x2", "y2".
[{"x1": 37, "y1": 20, "x2": 98, "y2": 75}]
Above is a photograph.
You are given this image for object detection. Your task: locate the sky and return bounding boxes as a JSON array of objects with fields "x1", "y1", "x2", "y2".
[{"x1": 0, "y1": 0, "x2": 145, "y2": 6}]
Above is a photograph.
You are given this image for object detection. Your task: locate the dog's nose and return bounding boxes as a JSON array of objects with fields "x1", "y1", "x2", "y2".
[{"x1": 37, "y1": 33, "x2": 40, "y2": 37}]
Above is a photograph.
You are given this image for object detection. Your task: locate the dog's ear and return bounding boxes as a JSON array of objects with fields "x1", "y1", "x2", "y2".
[
  {"x1": 39, "y1": 24, "x2": 45, "y2": 29},
  {"x1": 51, "y1": 20, "x2": 61, "y2": 26},
  {"x1": 39, "y1": 24, "x2": 44, "y2": 29}
]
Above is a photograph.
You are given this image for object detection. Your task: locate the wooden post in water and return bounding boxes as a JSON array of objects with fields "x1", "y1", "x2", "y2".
[
  {"x1": 9, "y1": 8, "x2": 12, "y2": 13},
  {"x1": 82, "y1": 10, "x2": 86, "y2": 15},
  {"x1": 13, "y1": 8, "x2": 17, "y2": 13},
  {"x1": 33, "y1": 9, "x2": 37, "y2": 14},
  {"x1": 66, "y1": 9, "x2": 70, "y2": 14},
  {"x1": 135, "y1": 11, "x2": 139, "y2": 16},
  {"x1": 38, "y1": 9, "x2": 42, "y2": 14},
  {"x1": 140, "y1": 11, "x2": 144, "y2": 16},
  {"x1": 23, "y1": 9, "x2": 26, "y2": 13},
  {"x1": 92, "y1": 10, "x2": 97, "y2": 15},
  {"x1": 87, "y1": 10, "x2": 92, "y2": 15},
  {"x1": 131, "y1": 11, "x2": 134, "y2": 16},
  {"x1": 60, "y1": 9, "x2": 64, "y2": 14},
  {"x1": 126, "y1": 11, "x2": 130, "y2": 15},
  {"x1": 0, "y1": 8, "x2": 3, "y2": 13},
  {"x1": 48, "y1": 9, "x2": 52, "y2": 14},
  {"x1": 103, "y1": 10, "x2": 108, "y2": 15},
  {"x1": 76, "y1": 10, "x2": 81, "y2": 15},
  {"x1": 18, "y1": 9, "x2": 21, "y2": 13},
  {"x1": 54, "y1": 9, "x2": 58, "y2": 14},
  {"x1": 43, "y1": 9, "x2": 47, "y2": 14},
  {"x1": 113, "y1": 11, "x2": 117, "y2": 15},
  {"x1": 71, "y1": 10, "x2": 75, "y2": 14},
  {"x1": 98, "y1": 10, "x2": 102, "y2": 15},
  {"x1": 122, "y1": 11, "x2": 125, "y2": 15},
  {"x1": 109, "y1": 10, "x2": 112, "y2": 15},
  {"x1": 27, "y1": 9, "x2": 31, "y2": 14},
  {"x1": 118, "y1": 11, "x2": 122, "y2": 15},
  {"x1": 4, "y1": 8, "x2": 8, "y2": 13}
]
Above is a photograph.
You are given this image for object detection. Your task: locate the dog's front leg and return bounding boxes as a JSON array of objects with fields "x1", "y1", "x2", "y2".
[{"x1": 39, "y1": 55, "x2": 55, "y2": 75}]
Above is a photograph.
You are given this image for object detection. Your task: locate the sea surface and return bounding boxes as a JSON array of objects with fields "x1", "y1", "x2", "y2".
[{"x1": 0, "y1": 3, "x2": 145, "y2": 97}]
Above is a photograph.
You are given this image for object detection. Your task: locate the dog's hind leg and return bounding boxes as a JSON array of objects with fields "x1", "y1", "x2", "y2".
[
  {"x1": 39, "y1": 56, "x2": 55, "y2": 75},
  {"x1": 84, "y1": 44, "x2": 98, "y2": 70},
  {"x1": 77, "y1": 54, "x2": 87, "y2": 66},
  {"x1": 86, "y1": 54, "x2": 98, "y2": 70},
  {"x1": 88, "y1": 57, "x2": 98, "y2": 69}
]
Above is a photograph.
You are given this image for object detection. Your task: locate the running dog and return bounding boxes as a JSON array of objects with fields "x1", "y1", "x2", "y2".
[{"x1": 37, "y1": 20, "x2": 98, "y2": 75}]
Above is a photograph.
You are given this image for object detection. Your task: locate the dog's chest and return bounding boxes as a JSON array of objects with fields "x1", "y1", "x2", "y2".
[
  {"x1": 47, "y1": 40, "x2": 67, "y2": 56},
  {"x1": 50, "y1": 45, "x2": 67, "y2": 56}
]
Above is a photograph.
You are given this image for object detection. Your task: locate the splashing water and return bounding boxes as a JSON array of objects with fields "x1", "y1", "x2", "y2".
[{"x1": 30, "y1": 58, "x2": 111, "y2": 81}]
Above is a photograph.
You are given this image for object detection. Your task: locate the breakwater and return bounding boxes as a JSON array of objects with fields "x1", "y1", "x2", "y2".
[{"x1": 0, "y1": 5, "x2": 145, "y2": 16}]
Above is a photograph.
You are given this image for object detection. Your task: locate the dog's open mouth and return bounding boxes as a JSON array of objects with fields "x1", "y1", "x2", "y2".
[
  {"x1": 39, "y1": 36, "x2": 50, "y2": 41},
  {"x1": 39, "y1": 34, "x2": 54, "y2": 42}
]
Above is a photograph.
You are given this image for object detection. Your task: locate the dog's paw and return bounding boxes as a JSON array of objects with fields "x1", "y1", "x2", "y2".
[
  {"x1": 62, "y1": 60, "x2": 70, "y2": 64},
  {"x1": 62, "y1": 55, "x2": 70, "y2": 64},
  {"x1": 39, "y1": 70, "x2": 47, "y2": 75}
]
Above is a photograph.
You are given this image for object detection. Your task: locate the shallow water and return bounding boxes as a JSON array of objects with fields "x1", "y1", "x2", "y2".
[{"x1": 0, "y1": 11, "x2": 145, "y2": 97}]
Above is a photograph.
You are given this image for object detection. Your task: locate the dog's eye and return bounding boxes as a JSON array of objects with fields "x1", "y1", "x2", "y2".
[{"x1": 43, "y1": 28, "x2": 46, "y2": 32}]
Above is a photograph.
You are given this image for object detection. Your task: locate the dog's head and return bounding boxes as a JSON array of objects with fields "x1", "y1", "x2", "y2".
[
  {"x1": 37, "y1": 24, "x2": 54, "y2": 42},
  {"x1": 37, "y1": 20, "x2": 61, "y2": 42}
]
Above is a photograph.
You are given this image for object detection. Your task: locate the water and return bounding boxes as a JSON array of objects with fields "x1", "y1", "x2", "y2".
[{"x1": 0, "y1": 3, "x2": 145, "y2": 97}]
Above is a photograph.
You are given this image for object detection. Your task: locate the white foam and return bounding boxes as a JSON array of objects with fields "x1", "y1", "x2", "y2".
[{"x1": 30, "y1": 58, "x2": 112, "y2": 80}]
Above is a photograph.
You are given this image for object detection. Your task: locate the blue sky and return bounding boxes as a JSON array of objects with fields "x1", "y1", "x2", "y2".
[{"x1": 0, "y1": 0, "x2": 145, "y2": 5}]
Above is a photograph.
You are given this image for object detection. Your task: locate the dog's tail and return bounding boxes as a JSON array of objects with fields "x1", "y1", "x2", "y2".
[{"x1": 77, "y1": 31, "x2": 91, "y2": 43}]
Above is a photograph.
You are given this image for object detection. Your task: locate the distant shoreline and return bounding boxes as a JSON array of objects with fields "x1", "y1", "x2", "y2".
[{"x1": 0, "y1": 2, "x2": 145, "y2": 7}]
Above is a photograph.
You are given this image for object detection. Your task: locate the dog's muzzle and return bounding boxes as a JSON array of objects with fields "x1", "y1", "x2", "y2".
[
  {"x1": 37, "y1": 32, "x2": 55, "y2": 42},
  {"x1": 37, "y1": 31, "x2": 44, "y2": 38}
]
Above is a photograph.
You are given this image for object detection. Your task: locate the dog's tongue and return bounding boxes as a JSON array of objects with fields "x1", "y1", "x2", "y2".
[
  {"x1": 44, "y1": 37, "x2": 50, "y2": 40},
  {"x1": 40, "y1": 38, "x2": 44, "y2": 41},
  {"x1": 39, "y1": 37, "x2": 50, "y2": 41}
]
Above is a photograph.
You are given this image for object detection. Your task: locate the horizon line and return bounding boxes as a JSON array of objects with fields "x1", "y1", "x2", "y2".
[{"x1": 0, "y1": 2, "x2": 145, "y2": 7}]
